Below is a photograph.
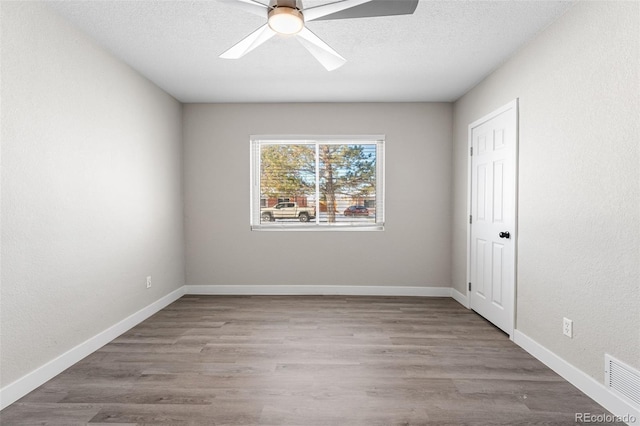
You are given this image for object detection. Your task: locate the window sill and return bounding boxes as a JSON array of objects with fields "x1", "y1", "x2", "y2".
[{"x1": 251, "y1": 223, "x2": 384, "y2": 232}]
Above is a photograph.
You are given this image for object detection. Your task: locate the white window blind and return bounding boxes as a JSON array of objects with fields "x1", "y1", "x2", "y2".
[{"x1": 250, "y1": 136, "x2": 385, "y2": 231}]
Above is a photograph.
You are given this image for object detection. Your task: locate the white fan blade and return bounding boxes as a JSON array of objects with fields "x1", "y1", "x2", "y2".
[
  {"x1": 220, "y1": 24, "x2": 276, "y2": 59},
  {"x1": 219, "y1": 0, "x2": 269, "y2": 18},
  {"x1": 304, "y1": 0, "x2": 372, "y2": 22},
  {"x1": 296, "y1": 27, "x2": 346, "y2": 71}
]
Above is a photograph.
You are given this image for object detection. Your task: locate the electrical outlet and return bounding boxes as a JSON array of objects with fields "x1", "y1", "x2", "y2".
[
  {"x1": 563, "y1": 317, "x2": 573, "y2": 338},
  {"x1": 146, "y1": 276, "x2": 152, "y2": 289}
]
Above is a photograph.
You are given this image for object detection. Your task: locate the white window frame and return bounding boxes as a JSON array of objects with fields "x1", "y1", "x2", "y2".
[{"x1": 250, "y1": 135, "x2": 385, "y2": 231}]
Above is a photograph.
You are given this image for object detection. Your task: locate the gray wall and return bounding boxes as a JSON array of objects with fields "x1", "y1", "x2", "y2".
[
  {"x1": 452, "y1": 1, "x2": 639, "y2": 381},
  {"x1": 184, "y1": 103, "x2": 452, "y2": 288},
  {"x1": 1, "y1": 3, "x2": 185, "y2": 387}
]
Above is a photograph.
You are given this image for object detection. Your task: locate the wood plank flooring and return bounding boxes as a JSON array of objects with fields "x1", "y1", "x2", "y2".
[{"x1": 1, "y1": 296, "x2": 618, "y2": 425}]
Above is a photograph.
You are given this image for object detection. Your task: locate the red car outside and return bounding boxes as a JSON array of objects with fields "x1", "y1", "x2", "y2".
[{"x1": 344, "y1": 206, "x2": 369, "y2": 216}]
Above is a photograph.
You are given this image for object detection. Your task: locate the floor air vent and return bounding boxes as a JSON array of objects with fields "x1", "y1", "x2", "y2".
[{"x1": 605, "y1": 354, "x2": 640, "y2": 407}]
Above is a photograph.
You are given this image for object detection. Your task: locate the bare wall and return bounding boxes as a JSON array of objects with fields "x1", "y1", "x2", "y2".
[
  {"x1": 184, "y1": 103, "x2": 452, "y2": 288},
  {"x1": 1, "y1": 2, "x2": 185, "y2": 387},
  {"x1": 452, "y1": 1, "x2": 639, "y2": 381}
]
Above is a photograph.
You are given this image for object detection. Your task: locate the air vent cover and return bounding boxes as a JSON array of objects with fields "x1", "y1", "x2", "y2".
[{"x1": 605, "y1": 354, "x2": 640, "y2": 407}]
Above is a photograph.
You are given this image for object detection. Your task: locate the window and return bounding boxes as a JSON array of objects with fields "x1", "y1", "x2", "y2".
[{"x1": 251, "y1": 136, "x2": 384, "y2": 230}]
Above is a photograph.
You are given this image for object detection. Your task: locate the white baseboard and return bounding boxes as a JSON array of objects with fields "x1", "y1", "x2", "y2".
[
  {"x1": 513, "y1": 330, "x2": 639, "y2": 426},
  {"x1": 0, "y1": 287, "x2": 185, "y2": 410},
  {"x1": 450, "y1": 288, "x2": 469, "y2": 308},
  {"x1": 184, "y1": 284, "x2": 452, "y2": 297}
]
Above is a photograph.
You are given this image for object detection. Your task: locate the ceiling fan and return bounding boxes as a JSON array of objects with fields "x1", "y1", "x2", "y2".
[{"x1": 219, "y1": 0, "x2": 419, "y2": 71}]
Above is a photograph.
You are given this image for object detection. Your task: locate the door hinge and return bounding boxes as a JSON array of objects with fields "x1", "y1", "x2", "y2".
[
  {"x1": 470, "y1": 146, "x2": 473, "y2": 156},
  {"x1": 468, "y1": 282, "x2": 472, "y2": 291},
  {"x1": 469, "y1": 215, "x2": 472, "y2": 224}
]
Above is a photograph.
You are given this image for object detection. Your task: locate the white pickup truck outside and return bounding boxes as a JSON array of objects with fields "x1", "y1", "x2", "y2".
[{"x1": 261, "y1": 202, "x2": 316, "y2": 222}]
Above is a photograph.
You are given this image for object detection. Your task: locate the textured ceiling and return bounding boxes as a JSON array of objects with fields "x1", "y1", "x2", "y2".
[{"x1": 46, "y1": 0, "x2": 575, "y2": 103}]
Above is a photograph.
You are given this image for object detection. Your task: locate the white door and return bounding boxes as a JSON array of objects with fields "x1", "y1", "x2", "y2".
[{"x1": 469, "y1": 100, "x2": 518, "y2": 336}]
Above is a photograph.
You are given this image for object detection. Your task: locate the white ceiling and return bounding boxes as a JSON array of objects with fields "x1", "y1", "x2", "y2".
[{"x1": 46, "y1": 0, "x2": 574, "y2": 103}]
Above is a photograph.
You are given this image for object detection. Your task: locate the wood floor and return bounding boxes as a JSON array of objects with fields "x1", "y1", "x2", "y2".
[{"x1": 1, "y1": 296, "x2": 616, "y2": 425}]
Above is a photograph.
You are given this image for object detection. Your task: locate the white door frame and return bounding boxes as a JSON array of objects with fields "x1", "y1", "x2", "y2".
[{"x1": 465, "y1": 99, "x2": 519, "y2": 339}]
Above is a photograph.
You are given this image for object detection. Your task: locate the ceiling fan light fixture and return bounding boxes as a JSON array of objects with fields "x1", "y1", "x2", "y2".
[{"x1": 268, "y1": 7, "x2": 304, "y2": 35}]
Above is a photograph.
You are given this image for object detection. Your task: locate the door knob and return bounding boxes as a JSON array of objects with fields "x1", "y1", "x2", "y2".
[{"x1": 499, "y1": 231, "x2": 510, "y2": 239}]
